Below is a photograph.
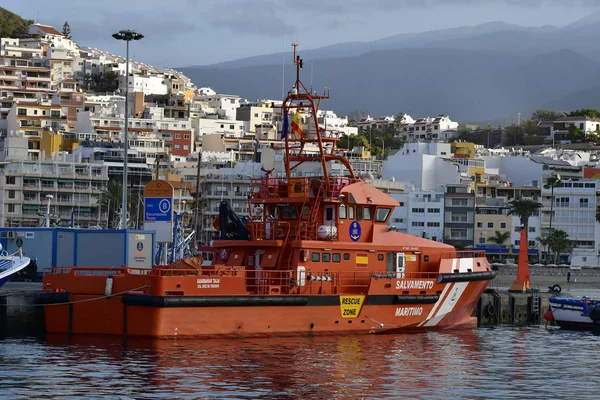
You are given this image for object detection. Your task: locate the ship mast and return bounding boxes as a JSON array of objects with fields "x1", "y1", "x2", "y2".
[{"x1": 282, "y1": 44, "x2": 355, "y2": 192}]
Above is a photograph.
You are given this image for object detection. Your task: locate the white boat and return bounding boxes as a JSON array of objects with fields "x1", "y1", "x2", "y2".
[
  {"x1": 0, "y1": 246, "x2": 31, "y2": 289},
  {"x1": 548, "y1": 296, "x2": 600, "y2": 330}
]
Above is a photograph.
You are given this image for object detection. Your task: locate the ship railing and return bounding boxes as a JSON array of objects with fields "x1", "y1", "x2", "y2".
[
  {"x1": 250, "y1": 220, "x2": 293, "y2": 241},
  {"x1": 440, "y1": 250, "x2": 487, "y2": 259},
  {"x1": 371, "y1": 271, "x2": 439, "y2": 280},
  {"x1": 246, "y1": 269, "x2": 293, "y2": 295},
  {"x1": 42, "y1": 266, "x2": 153, "y2": 276},
  {"x1": 153, "y1": 267, "x2": 243, "y2": 277}
]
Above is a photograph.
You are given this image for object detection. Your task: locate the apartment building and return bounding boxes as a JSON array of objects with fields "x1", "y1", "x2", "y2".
[
  {"x1": 0, "y1": 154, "x2": 109, "y2": 228},
  {"x1": 390, "y1": 189, "x2": 445, "y2": 241},
  {"x1": 236, "y1": 100, "x2": 275, "y2": 134},
  {"x1": 6, "y1": 100, "x2": 68, "y2": 160},
  {"x1": 192, "y1": 117, "x2": 245, "y2": 139},
  {"x1": 0, "y1": 38, "x2": 43, "y2": 58},
  {"x1": 541, "y1": 177, "x2": 598, "y2": 265},
  {"x1": 196, "y1": 89, "x2": 241, "y2": 120},
  {"x1": 443, "y1": 184, "x2": 475, "y2": 246}
]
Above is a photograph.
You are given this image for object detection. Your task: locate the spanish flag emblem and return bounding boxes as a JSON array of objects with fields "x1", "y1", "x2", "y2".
[{"x1": 291, "y1": 111, "x2": 303, "y2": 139}]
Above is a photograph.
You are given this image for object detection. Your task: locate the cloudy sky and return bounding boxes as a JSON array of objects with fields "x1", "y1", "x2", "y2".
[{"x1": 4, "y1": 0, "x2": 599, "y2": 67}]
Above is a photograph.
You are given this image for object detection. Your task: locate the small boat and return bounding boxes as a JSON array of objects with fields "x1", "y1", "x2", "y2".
[
  {"x1": 0, "y1": 245, "x2": 32, "y2": 289},
  {"x1": 547, "y1": 296, "x2": 600, "y2": 330}
]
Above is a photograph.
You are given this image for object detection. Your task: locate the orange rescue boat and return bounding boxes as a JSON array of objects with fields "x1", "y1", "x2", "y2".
[{"x1": 38, "y1": 46, "x2": 495, "y2": 338}]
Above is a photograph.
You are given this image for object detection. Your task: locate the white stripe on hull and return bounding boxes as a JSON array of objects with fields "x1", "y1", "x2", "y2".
[
  {"x1": 417, "y1": 283, "x2": 451, "y2": 327},
  {"x1": 551, "y1": 305, "x2": 592, "y2": 325},
  {"x1": 424, "y1": 281, "x2": 470, "y2": 327}
]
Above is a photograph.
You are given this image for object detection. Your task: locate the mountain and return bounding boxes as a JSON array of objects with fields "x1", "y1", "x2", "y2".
[
  {"x1": 0, "y1": 7, "x2": 34, "y2": 38},
  {"x1": 181, "y1": 47, "x2": 599, "y2": 122},
  {"x1": 179, "y1": 13, "x2": 600, "y2": 121},
  {"x1": 192, "y1": 21, "x2": 534, "y2": 69}
]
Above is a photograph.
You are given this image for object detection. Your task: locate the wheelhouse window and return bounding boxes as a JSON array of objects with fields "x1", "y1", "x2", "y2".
[
  {"x1": 339, "y1": 204, "x2": 347, "y2": 219},
  {"x1": 312, "y1": 252, "x2": 320, "y2": 262},
  {"x1": 322, "y1": 253, "x2": 331, "y2": 262},
  {"x1": 375, "y1": 208, "x2": 391, "y2": 222},
  {"x1": 278, "y1": 205, "x2": 297, "y2": 220},
  {"x1": 356, "y1": 206, "x2": 363, "y2": 221},
  {"x1": 348, "y1": 206, "x2": 355, "y2": 220},
  {"x1": 364, "y1": 207, "x2": 372, "y2": 221},
  {"x1": 301, "y1": 205, "x2": 310, "y2": 220},
  {"x1": 332, "y1": 253, "x2": 341, "y2": 263}
]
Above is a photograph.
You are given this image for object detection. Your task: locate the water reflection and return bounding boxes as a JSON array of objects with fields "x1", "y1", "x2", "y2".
[{"x1": 1, "y1": 328, "x2": 600, "y2": 399}]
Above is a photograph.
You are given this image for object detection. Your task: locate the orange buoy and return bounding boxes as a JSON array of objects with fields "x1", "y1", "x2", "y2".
[{"x1": 544, "y1": 309, "x2": 554, "y2": 321}]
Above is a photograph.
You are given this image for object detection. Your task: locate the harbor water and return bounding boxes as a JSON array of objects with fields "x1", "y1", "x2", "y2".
[{"x1": 1, "y1": 327, "x2": 599, "y2": 399}]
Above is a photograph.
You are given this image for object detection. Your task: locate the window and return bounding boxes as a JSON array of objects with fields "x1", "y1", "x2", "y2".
[
  {"x1": 344, "y1": 253, "x2": 350, "y2": 260},
  {"x1": 175, "y1": 145, "x2": 180, "y2": 150},
  {"x1": 184, "y1": 145, "x2": 189, "y2": 150},
  {"x1": 184, "y1": 134, "x2": 190, "y2": 139},
  {"x1": 450, "y1": 228, "x2": 467, "y2": 239},
  {"x1": 580, "y1": 198, "x2": 589, "y2": 208},
  {"x1": 364, "y1": 207, "x2": 372, "y2": 221},
  {"x1": 175, "y1": 134, "x2": 181, "y2": 139},
  {"x1": 5, "y1": 176, "x2": 15, "y2": 185},
  {"x1": 312, "y1": 252, "x2": 320, "y2": 262},
  {"x1": 375, "y1": 208, "x2": 390, "y2": 222},
  {"x1": 451, "y1": 198, "x2": 468, "y2": 207},
  {"x1": 8, "y1": 204, "x2": 15, "y2": 213},
  {"x1": 230, "y1": 125, "x2": 235, "y2": 129},
  {"x1": 427, "y1": 222, "x2": 440, "y2": 227},
  {"x1": 322, "y1": 253, "x2": 331, "y2": 262},
  {"x1": 487, "y1": 222, "x2": 494, "y2": 228},
  {"x1": 348, "y1": 206, "x2": 355, "y2": 220},
  {"x1": 479, "y1": 237, "x2": 486, "y2": 244},
  {"x1": 17, "y1": 108, "x2": 26, "y2": 116},
  {"x1": 339, "y1": 205, "x2": 347, "y2": 219},
  {"x1": 356, "y1": 206, "x2": 363, "y2": 221},
  {"x1": 412, "y1": 208, "x2": 425, "y2": 213},
  {"x1": 500, "y1": 223, "x2": 506, "y2": 229},
  {"x1": 412, "y1": 221, "x2": 425, "y2": 227},
  {"x1": 393, "y1": 218, "x2": 403, "y2": 223},
  {"x1": 529, "y1": 227, "x2": 535, "y2": 233},
  {"x1": 278, "y1": 205, "x2": 297, "y2": 220},
  {"x1": 8, "y1": 190, "x2": 15, "y2": 199},
  {"x1": 528, "y1": 240, "x2": 536, "y2": 247},
  {"x1": 514, "y1": 240, "x2": 520, "y2": 246},
  {"x1": 476, "y1": 222, "x2": 483, "y2": 228},
  {"x1": 556, "y1": 197, "x2": 569, "y2": 207},
  {"x1": 399, "y1": 202, "x2": 405, "y2": 207},
  {"x1": 427, "y1": 208, "x2": 440, "y2": 213},
  {"x1": 333, "y1": 253, "x2": 341, "y2": 263}
]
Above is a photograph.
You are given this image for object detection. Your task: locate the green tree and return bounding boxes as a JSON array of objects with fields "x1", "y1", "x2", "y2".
[
  {"x1": 508, "y1": 199, "x2": 542, "y2": 253},
  {"x1": 548, "y1": 229, "x2": 570, "y2": 265},
  {"x1": 103, "y1": 71, "x2": 119, "y2": 91},
  {"x1": 0, "y1": 7, "x2": 34, "y2": 38},
  {"x1": 100, "y1": 180, "x2": 143, "y2": 229},
  {"x1": 487, "y1": 230, "x2": 511, "y2": 245},
  {"x1": 62, "y1": 21, "x2": 71, "y2": 39},
  {"x1": 505, "y1": 125, "x2": 524, "y2": 146},
  {"x1": 566, "y1": 109, "x2": 600, "y2": 118},
  {"x1": 531, "y1": 109, "x2": 563, "y2": 122}
]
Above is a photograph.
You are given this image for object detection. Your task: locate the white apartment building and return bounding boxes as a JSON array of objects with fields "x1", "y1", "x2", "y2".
[
  {"x1": 389, "y1": 189, "x2": 445, "y2": 241},
  {"x1": 407, "y1": 116, "x2": 459, "y2": 142},
  {"x1": 28, "y1": 24, "x2": 79, "y2": 53},
  {"x1": 552, "y1": 116, "x2": 600, "y2": 140},
  {"x1": 192, "y1": 118, "x2": 245, "y2": 139},
  {"x1": 196, "y1": 90, "x2": 241, "y2": 120},
  {"x1": 382, "y1": 142, "x2": 461, "y2": 190},
  {"x1": 0, "y1": 37, "x2": 43, "y2": 58},
  {"x1": 121, "y1": 74, "x2": 169, "y2": 96},
  {"x1": 540, "y1": 178, "x2": 599, "y2": 265},
  {"x1": 236, "y1": 101, "x2": 276, "y2": 134},
  {"x1": 317, "y1": 110, "x2": 358, "y2": 137}
]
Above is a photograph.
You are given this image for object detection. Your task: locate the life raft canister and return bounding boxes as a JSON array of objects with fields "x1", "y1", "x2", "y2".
[{"x1": 543, "y1": 309, "x2": 554, "y2": 321}]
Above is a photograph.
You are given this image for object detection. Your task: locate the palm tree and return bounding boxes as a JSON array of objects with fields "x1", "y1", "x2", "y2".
[
  {"x1": 548, "y1": 229, "x2": 570, "y2": 265},
  {"x1": 103, "y1": 71, "x2": 119, "y2": 91},
  {"x1": 544, "y1": 174, "x2": 561, "y2": 233},
  {"x1": 487, "y1": 230, "x2": 511, "y2": 245},
  {"x1": 508, "y1": 199, "x2": 543, "y2": 255},
  {"x1": 543, "y1": 174, "x2": 561, "y2": 264}
]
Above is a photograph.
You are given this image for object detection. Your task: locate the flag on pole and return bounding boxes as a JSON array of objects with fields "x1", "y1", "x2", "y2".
[
  {"x1": 291, "y1": 111, "x2": 303, "y2": 139},
  {"x1": 281, "y1": 112, "x2": 289, "y2": 140}
]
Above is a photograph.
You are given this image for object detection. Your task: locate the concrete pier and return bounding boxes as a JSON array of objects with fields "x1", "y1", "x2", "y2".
[
  {"x1": 0, "y1": 282, "x2": 44, "y2": 336},
  {"x1": 476, "y1": 289, "x2": 554, "y2": 326}
]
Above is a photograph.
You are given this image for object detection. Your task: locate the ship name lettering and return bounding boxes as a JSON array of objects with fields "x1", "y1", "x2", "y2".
[
  {"x1": 395, "y1": 280, "x2": 434, "y2": 290},
  {"x1": 395, "y1": 307, "x2": 423, "y2": 317}
]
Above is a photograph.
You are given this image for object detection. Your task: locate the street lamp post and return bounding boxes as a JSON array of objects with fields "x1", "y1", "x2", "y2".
[
  {"x1": 378, "y1": 138, "x2": 385, "y2": 159},
  {"x1": 112, "y1": 30, "x2": 144, "y2": 230}
]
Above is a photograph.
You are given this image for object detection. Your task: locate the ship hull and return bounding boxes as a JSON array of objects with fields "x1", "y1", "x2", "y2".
[
  {"x1": 549, "y1": 297, "x2": 600, "y2": 331},
  {"x1": 41, "y1": 280, "x2": 488, "y2": 338}
]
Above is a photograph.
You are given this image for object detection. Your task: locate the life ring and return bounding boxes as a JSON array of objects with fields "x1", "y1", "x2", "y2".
[
  {"x1": 551, "y1": 284, "x2": 562, "y2": 294},
  {"x1": 486, "y1": 303, "x2": 496, "y2": 316}
]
